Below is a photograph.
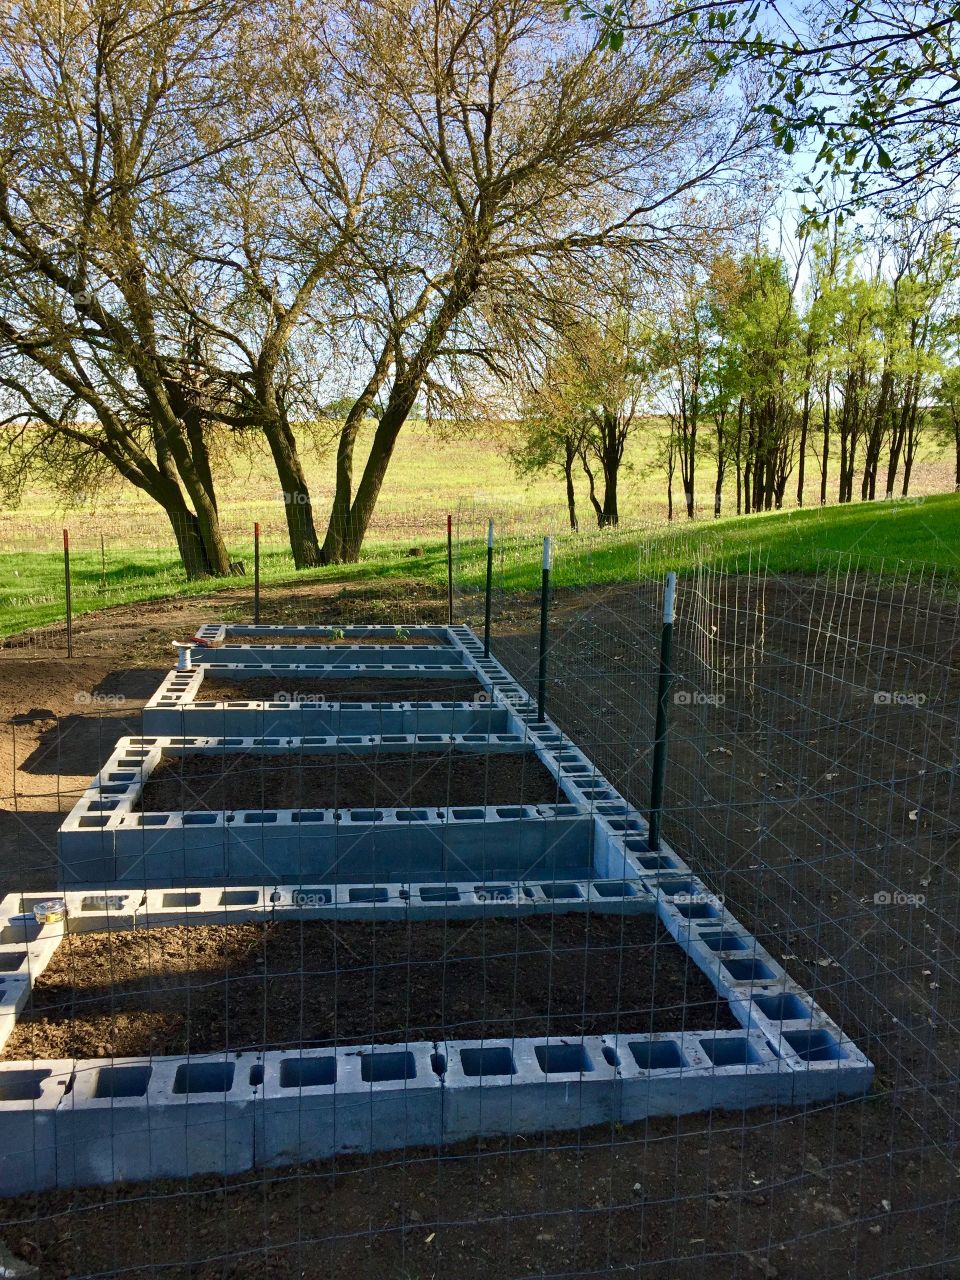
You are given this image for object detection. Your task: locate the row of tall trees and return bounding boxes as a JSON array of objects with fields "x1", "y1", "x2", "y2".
[
  {"x1": 0, "y1": 0, "x2": 765, "y2": 575},
  {"x1": 513, "y1": 215, "x2": 960, "y2": 524}
]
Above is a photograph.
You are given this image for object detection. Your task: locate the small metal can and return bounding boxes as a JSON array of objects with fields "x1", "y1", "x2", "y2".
[{"x1": 33, "y1": 899, "x2": 67, "y2": 925}]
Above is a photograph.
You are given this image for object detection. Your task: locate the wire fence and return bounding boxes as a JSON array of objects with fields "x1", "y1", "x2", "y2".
[{"x1": 0, "y1": 516, "x2": 955, "y2": 1278}]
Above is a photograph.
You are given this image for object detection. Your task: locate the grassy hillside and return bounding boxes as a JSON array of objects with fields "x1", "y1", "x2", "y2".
[{"x1": 2, "y1": 492, "x2": 956, "y2": 638}]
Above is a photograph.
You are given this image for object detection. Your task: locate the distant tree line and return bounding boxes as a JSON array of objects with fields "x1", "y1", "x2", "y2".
[{"x1": 512, "y1": 214, "x2": 960, "y2": 525}]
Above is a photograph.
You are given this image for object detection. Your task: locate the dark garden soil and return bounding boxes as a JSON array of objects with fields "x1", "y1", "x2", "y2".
[
  {"x1": 198, "y1": 673, "x2": 484, "y2": 702},
  {"x1": 0, "y1": 572, "x2": 957, "y2": 1279},
  {"x1": 1, "y1": 914, "x2": 737, "y2": 1061},
  {"x1": 136, "y1": 749, "x2": 562, "y2": 811},
  {"x1": 221, "y1": 631, "x2": 450, "y2": 645}
]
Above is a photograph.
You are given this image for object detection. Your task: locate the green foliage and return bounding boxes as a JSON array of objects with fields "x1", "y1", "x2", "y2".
[
  {"x1": 511, "y1": 290, "x2": 664, "y2": 525},
  {"x1": 576, "y1": 1, "x2": 960, "y2": 209}
]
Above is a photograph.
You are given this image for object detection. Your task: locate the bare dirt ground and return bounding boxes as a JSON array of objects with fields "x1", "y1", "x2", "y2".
[
  {"x1": 3, "y1": 915, "x2": 736, "y2": 1061},
  {"x1": 0, "y1": 571, "x2": 956, "y2": 1280},
  {"x1": 219, "y1": 630, "x2": 451, "y2": 645},
  {"x1": 200, "y1": 672, "x2": 484, "y2": 701},
  {"x1": 138, "y1": 748, "x2": 562, "y2": 811}
]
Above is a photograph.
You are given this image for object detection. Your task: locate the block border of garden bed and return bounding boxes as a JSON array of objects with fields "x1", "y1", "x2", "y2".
[{"x1": 0, "y1": 623, "x2": 874, "y2": 1195}]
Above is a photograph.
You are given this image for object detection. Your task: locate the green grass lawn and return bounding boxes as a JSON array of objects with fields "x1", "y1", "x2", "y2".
[{"x1": 2, "y1": 493, "x2": 957, "y2": 638}]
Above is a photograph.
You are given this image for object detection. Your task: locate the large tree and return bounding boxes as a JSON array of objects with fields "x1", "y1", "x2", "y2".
[
  {"x1": 153, "y1": 0, "x2": 394, "y2": 568},
  {"x1": 314, "y1": 0, "x2": 767, "y2": 562},
  {"x1": 511, "y1": 284, "x2": 659, "y2": 529},
  {"x1": 0, "y1": 0, "x2": 264, "y2": 576}
]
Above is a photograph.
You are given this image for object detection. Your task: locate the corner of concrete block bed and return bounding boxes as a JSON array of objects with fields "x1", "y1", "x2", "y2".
[{"x1": 0, "y1": 622, "x2": 874, "y2": 1196}]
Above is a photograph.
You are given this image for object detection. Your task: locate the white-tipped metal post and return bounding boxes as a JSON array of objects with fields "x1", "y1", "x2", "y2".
[
  {"x1": 253, "y1": 521, "x2": 261, "y2": 624},
  {"x1": 648, "y1": 571, "x2": 677, "y2": 851},
  {"x1": 63, "y1": 529, "x2": 73, "y2": 658},
  {"x1": 446, "y1": 514, "x2": 454, "y2": 625},
  {"x1": 483, "y1": 519, "x2": 494, "y2": 657},
  {"x1": 537, "y1": 537, "x2": 552, "y2": 721}
]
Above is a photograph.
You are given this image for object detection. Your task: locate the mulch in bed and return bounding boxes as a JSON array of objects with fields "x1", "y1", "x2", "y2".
[
  {"x1": 2, "y1": 915, "x2": 738, "y2": 1061},
  {"x1": 137, "y1": 749, "x2": 564, "y2": 811},
  {"x1": 198, "y1": 675, "x2": 484, "y2": 702}
]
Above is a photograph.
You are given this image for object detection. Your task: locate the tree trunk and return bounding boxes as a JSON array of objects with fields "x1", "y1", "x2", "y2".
[
  {"x1": 146, "y1": 431, "x2": 229, "y2": 577},
  {"x1": 713, "y1": 410, "x2": 726, "y2": 518},
  {"x1": 184, "y1": 409, "x2": 218, "y2": 514},
  {"x1": 580, "y1": 450, "x2": 604, "y2": 525},
  {"x1": 564, "y1": 437, "x2": 578, "y2": 531},
  {"x1": 861, "y1": 369, "x2": 891, "y2": 501},
  {"x1": 681, "y1": 435, "x2": 695, "y2": 517},
  {"x1": 796, "y1": 386, "x2": 809, "y2": 507},
  {"x1": 600, "y1": 468, "x2": 619, "y2": 526},
  {"x1": 820, "y1": 375, "x2": 831, "y2": 505},
  {"x1": 165, "y1": 505, "x2": 216, "y2": 578},
  {"x1": 796, "y1": 333, "x2": 815, "y2": 508},
  {"x1": 136, "y1": 464, "x2": 218, "y2": 578},
  {"x1": 321, "y1": 358, "x2": 390, "y2": 564},
  {"x1": 141, "y1": 385, "x2": 232, "y2": 576},
  {"x1": 263, "y1": 414, "x2": 323, "y2": 568},
  {"x1": 597, "y1": 410, "x2": 621, "y2": 527},
  {"x1": 322, "y1": 384, "x2": 415, "y2": 562},
  {"x1": 901, "y1": 399, "x2": 921, "y2": 497},
  {"x1": 743, "y1": 453, "x2": 752, "y2": 515},
  {"x1": 191, "y1": 487, "x2": 232, "y2": 575},
  {"x1": 319, "y1": 257, "x2": 479, "y2": 564}
]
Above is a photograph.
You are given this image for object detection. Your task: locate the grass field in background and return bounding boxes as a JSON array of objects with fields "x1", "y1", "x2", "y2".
[
  {"x1": 2, "y1": 492, "x2": 957, "y2": 638},
  {"x1": 1, "y1": 419, "x2": 956, "y2": 554}
]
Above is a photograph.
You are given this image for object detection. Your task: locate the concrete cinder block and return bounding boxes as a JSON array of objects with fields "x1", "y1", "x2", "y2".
[
  {"x1": 257, "y1": 1043, "x2": 443, "y2": 1166},
  {"x1": 613, "y1": 1030, "x2": 794, "y2": 1123},
  {"x1": 0, "y1": 975, "x2": 30, "y2": 1052},
  {"x1": 440, "y1": 1036, "x2": 618, "y2": 1141},
  {"x1": 57, "y1": 1054, "x2": 261, "y2": 1187},
  {"x1": 191, "y1": 640, "x2": 462, "y2": 668},
  {"x1": 62, "y1": 891, "x2": 140, "y2": 932},
  {"x1": 727, "y1": 990, "x2": 876, "y2": 1102},
  {"x1": 144, "y1": 677, "x2": 510, "y2": 737},
  {"x1": 0, "y1": 1061, "x2": 71, "y2": 1195},
  {"x1": 136, "y1": 886, "x2": 259, "y2": 926},
  {"x1": 223, "y1": 625, "x2": 450, "y2": 644}
]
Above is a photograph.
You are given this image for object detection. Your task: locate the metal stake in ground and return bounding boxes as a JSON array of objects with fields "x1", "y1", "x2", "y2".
[
  {"x1": 253, "y1": 522, "x2": 261, "y2": 624},
  {"x1": 483, "y1": 519, "x2": 494, "y2": 657},
  {"x1": 447, "y1": 513, "x2": 454, "y2": 625},
  {"x1": 63, "y1": 528, "x2": 73, "y2": 659},
  {"x1": 537, "y1": 536, "x2": 552, "y2": 721},
  {"x1": 648, "y1": 570, "x2": 677, "y2": 851}
]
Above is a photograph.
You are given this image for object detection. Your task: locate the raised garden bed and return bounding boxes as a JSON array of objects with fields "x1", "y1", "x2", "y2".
[
  {"x1": 136, "y1": 749, "x2": 563, "y2": 811},
  {"x1": 1, "y1": 915, "x2": 739, "y2": 1060}
]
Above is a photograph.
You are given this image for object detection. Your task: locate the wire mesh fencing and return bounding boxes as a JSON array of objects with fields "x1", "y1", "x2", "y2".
[{"x1": 0, "y1": 526, "x2": 955, "y2": 1279}]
